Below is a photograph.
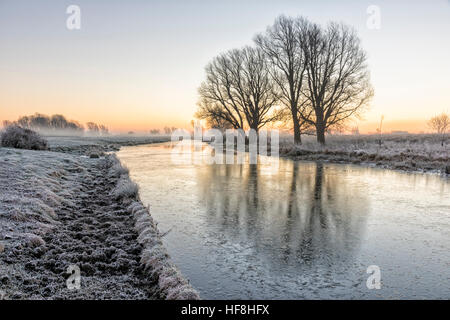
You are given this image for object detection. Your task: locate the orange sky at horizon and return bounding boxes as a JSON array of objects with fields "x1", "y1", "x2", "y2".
[
  {"x1": 0, "y1": 104, "x2": 435, "y2": 134},
  {"x1": 0, "y1": 78, "x2": 443, "y2": 134}
]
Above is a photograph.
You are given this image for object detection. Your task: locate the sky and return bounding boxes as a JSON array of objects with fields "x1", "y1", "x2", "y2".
[{"x1": 0, "y1": 0, "x2": 449, "y2": 133}]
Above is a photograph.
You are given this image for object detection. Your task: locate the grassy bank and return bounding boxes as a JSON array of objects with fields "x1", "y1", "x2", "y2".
[
  {"x1": 0, "y1": 136, "x2": 198, "y2": 300},
  {"x1": 279, "y1": 134, "x2": 450, "y2": 174}
]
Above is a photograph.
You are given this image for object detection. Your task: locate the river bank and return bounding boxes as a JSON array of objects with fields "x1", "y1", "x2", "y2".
[
  {"x1": 278, "y1": 134, "x2": 450, "y2": 175},
  {"x1": 47, "y1": 135, "x2": 171, "y2": 155},
  {"x1": 0, "y1": 137, "x2": 199, "y2": 300}
]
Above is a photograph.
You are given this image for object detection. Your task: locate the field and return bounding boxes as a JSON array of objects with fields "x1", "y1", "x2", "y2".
[
  {"x1": 46, "y1": 135, "x2": 170, "y2": 155},
  {"x1": 279, "y1": 133, "x2": 450, "y2": 174}
]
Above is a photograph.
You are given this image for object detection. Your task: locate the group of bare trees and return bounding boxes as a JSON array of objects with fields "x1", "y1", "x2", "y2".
[
  {"x1": 148, "y1": 127, "x2": 178, "y2": 135},
  {"x1": 86, "y1": 122, "x2": 109, "y2": 135},
  {"x1": 3, "y1": 113, "x2": 109, "y2": 136},
  {"x1": 3, "y1": 113, "x2": 84, "y2": 132},
  {"x1": 196, "y1": 16, "x2": 373, "y2": 144}
]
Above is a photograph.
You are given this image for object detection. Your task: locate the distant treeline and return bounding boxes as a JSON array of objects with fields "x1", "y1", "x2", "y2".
[
  {"x1": 149, "y1": 127, "x2": 178, "y2": 135},
  {"x1": 2, "y1": 113, "x2": 108, "y2": 135}
]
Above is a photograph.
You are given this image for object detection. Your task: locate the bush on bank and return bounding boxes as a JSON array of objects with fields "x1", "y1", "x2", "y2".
[{"x1": 1, "y1": 125, "x2": 48, "y2": 150}]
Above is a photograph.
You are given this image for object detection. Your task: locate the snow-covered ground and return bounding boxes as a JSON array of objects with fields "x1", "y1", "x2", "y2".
[{"x1": 279, "y1": 134, "x2": 450, "y2": 174}]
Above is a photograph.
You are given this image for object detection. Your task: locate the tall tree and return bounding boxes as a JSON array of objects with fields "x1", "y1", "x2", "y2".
[
  {"x1": 197, "y1": 53, "x2": 245, "y2": 130},
  {"x1": 301, "y1": 22, "x2": 373, "y2": 144},
  {"x1": 197, "y1": 46, "x2": 281, "y2": 131},
  {"x1": 255, "y1": 15, "x2": 311, "y2": 144}
]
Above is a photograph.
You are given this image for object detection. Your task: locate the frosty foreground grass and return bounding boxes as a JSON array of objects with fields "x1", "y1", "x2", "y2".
[
  {"x1": 0, "y1": 148, "x2": 81, "y2": 244},
  {"x1": 0, "y1": 147, "x2": 198, "y2": 299}
]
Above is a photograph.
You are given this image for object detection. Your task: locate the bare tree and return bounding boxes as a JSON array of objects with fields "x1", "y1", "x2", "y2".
[
  {"x1": 2, "y1": 120, "x2": 12, "y2": 128},
  {"x1": 28, "y1": 113, "x2": 50, "y2": 129},
  {"x1": 164, "y1": 127, "x2": 173, "y2": 135},
  {"x1": 99, "y1": 125, "x2": 109, "y2": 135},
  {"x1": 197, "y1": 54, "x2": 245, "y2": 130},
  {"x1": 17, "y1": 116, "x2": 30, "y2": 128},
  {"x1": 196, "y1": 98, "x2": 243, "y2": 130},
  {"x1": 195, "y1": 104, "x2": 234, "y2": 131},
  {"x1": 255, "y1": 15, "x2": 312, "y2": 144},
  {"x1": 301, "y1": 22, "x2": 373, "y2": 144},
  {"x1": 428, "y1": 113, "x2": 449, "y2": 146},
  {"x1": 86, "y1": 122, "x2": 100, "y2": 135},
  {"x1": 197, "y1": 46, "x2": 282, "y2": 131}
]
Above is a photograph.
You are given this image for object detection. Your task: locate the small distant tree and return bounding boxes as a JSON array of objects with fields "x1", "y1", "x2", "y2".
[
  {"x1": 65, "y1": 120, "x2": 84, "y2": 132},
  {"x1": 376, "y1": 115, "x2": 384, "y2": 146},
  {"x1": 428, "y1": 113, "x2": 449, "y2": 146},
  {"x1": 28, "y1": 113, "x2": 50, "y2": 129},
  {"x1": 17, "y1": 116, "x2": 30, "y2": 128},
  {"x1": 86, "y1": 122, "x2": 100, "y2": 135},
  {"x1": 50, "y1": 114, "x2": 67, "y2": 129},
  {"x1": 99, "y1": 125, "x2": 109, "y2": 135},
  {"x1": 2, "y1": 120, "x2": 12, "y2": 128},
  {"x1": 164, "y1": 127, "x2": 172, "y2": 134},
  {"x1": 149, "y1": 129, "x2": 160, "y2": 135},
  {"x1": 49, "y1": 114, "x2": 83, "y2": 133}
]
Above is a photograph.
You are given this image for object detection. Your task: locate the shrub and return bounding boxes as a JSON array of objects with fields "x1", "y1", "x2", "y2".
[
  {"x1": 1, "y1": 125, "x2": 48, "y2": 150},
  {"x1": 22, "y1": 233, "x2": 46, "y2": 247},
  {"x1": 109, "y1": 162, "x2": 130, "y2": 178},
  {"x1": 112, "y1": 177, "x2": 139, "y2": 199}
]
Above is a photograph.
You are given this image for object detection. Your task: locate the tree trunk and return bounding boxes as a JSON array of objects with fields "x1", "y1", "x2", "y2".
[
  {"x1": 316, "y1": 122, "x2": 325, "y2": 145},
  {"x1": 292, "y1": 117, "x2": 302, "y2": 144},
  {"x1": 291, "y1": 107, "x2": 302, "y2": 144}
]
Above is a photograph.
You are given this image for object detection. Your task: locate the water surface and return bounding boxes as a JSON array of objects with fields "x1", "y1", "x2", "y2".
[{"x1": 117, "y1": 142, "x2": 450, "y2": 299}]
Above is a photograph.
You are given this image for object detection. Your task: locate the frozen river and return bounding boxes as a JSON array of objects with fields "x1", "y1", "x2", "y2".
[{"x1": 117, "y1": 142, "x2": 450, "y2": 299}]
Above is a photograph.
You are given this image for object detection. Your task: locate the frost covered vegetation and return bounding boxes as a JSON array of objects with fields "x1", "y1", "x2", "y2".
[
  {"x1": 1, "y1": 125, "x2": 48, "y2": 150},
  {"x1": 46, "y1": 135, "x2": 170, "y2": 156},
  {"x1": 279, "y1": 133, "x2": 450, "y2": 174},
  {"x1": 128, "y1": 200, "x2": 199, "y2": 299},
  {"x1": 0, "y1": 144, "x2": 197, "y2": 299}
]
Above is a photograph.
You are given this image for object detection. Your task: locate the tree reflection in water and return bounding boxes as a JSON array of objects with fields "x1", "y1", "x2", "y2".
[{"x1": 197, "y1": 160, "x2": 370, "y2": 271}]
